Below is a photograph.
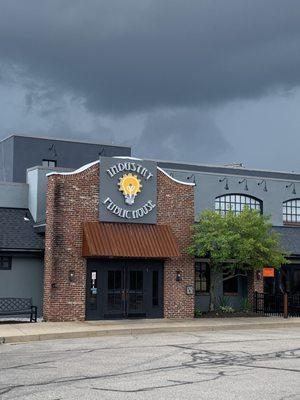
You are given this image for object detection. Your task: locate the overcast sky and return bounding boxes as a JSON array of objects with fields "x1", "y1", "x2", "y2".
[{"x1": 1, "y1": 0, "x2": 300, "y2": 170}]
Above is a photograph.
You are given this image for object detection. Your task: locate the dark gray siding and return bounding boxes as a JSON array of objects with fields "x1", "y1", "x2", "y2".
[
  {"x1": 12, "y1": 136, "x2": 131, "y2": 182},
  {"x1": 0, "y1": 136, "x2": 14, "y2": 182}
]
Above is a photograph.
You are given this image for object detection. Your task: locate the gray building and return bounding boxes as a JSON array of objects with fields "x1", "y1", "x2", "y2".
[
  {"x1": 158, "y1": 160, "x2": 300, "y2": 310},
  {"x1": 0, "y1": 135, "x2": 131, "y2": 318},
  {"x1": 0, "y1": 134, "x2": 131, "y2": 183},
  {"x1": 0, "y1": 208, "x2": 44, "y2": 316}
]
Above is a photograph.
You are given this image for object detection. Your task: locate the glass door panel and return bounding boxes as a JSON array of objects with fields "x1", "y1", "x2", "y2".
[
  {"x1": 107, "y1": 270, "x2": 122, "y2": 311},
  {"x1": 152, "y1": 270, "x2": 159, "y2": 307},
  {"x1": 127, "y1": 270, "x2": 145, "y2": 317}
]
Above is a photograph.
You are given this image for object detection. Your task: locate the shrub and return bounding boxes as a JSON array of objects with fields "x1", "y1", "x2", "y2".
[
  {"x1": 219, "y1": 305, "x2": 235, "y2": 313},
  {"x1": 218, "y1": 296, "x2": 235, "y2": 313},
  {"x1": 241, "y1": 297, "x2": 251, "y2": 312},
  {"x1": 194, "y1": 307, "x2": 202, "y2": 318}
]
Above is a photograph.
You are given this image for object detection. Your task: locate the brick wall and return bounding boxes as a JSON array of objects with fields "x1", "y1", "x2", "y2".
[
  {"x1": 247, "y1": 270, "x2": 264, "y2": 307},
  {"x1": 43, "y1": 163, "x2": 195, "y2": 321},
  {"x1": 44, "y1": 163, "x2": 99, "y2": 321},
  {"x1": 157, "y1": 170, "x2": 195, "y2": 318}
]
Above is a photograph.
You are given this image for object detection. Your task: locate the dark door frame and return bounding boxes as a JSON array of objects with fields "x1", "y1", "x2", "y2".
[{"x1": 86, "y1": 259, "x2": 164, "y2": 320}]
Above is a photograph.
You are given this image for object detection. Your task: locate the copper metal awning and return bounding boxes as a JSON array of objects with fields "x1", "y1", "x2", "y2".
[{"x1": 82, "y1": 222, "x2": 180, "y2": 259}]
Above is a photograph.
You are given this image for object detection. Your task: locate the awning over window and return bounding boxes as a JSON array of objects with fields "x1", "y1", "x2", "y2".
[{"x1": 82, "y1": 222, "x2": 180, "y2": 259}]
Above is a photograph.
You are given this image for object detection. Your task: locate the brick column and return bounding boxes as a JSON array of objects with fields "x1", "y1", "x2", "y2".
[
  {"x1": 157, "y1": 172, "x2": 195, "y2": 319},
  {"x1": 247, "y1": 270, "x2": 264, "y2": 308},
  {"x1": 43, "y1": 164, "x2": 100, "y2": 321}
]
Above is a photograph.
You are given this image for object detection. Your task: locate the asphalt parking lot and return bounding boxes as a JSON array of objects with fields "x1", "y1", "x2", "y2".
[{"x1": 0, "y1": 328, "x2": 299, "y2": 400}]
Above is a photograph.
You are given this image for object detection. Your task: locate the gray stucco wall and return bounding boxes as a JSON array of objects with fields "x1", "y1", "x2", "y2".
[
  {"x1": 27, "y1": 166, "x2": 72, "y2": 223},
  {"x1": 0, "y1": 136, "x2": 14, "y2": 182},
  {"x1": 165, "y1": 169, "x2": 300, "y2": 226},
  {"x1": 195, "y1": 274, "x2": 247, "y2": 313},
  {"x1": 0, "y1": 182, "x2": 28, "y2": 209},
  {"x1": 12, "y1": 136, "x2": 131, "y2": 183},
  {"x1": 0, "y1": 256, "x2": 44, "y2": 317}
]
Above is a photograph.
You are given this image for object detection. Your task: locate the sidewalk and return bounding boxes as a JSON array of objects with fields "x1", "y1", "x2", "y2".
[{"x1": 1, "y1": 317, "x2": 300, "y2": 344}]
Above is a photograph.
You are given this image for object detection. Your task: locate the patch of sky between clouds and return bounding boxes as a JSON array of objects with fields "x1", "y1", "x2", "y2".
[{"x1": 213, "y1": 86, "x2": 300, "y2": 172}]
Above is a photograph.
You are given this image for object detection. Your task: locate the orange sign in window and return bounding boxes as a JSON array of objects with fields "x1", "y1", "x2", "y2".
[{"x1": 263, "y1": 267, "x2": 275, "y2": 278}]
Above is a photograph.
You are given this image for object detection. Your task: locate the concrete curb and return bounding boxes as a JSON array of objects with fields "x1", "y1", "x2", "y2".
[{"x1": 2, "y1": 320, "x2": 300, "y2": 344}]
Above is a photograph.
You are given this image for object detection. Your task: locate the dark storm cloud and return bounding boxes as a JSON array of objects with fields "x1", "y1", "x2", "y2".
[
  {"x1": 1, "y1": 0, "x2": 300, "y2": 114},
  {"x1": 137, "y1": 109, "x2": 232, "y2": 163}
]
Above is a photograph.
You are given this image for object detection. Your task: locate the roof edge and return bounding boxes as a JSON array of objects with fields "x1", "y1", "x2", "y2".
[{"x1": 1, "y1": 133, "x2": 131, "y2": 148}]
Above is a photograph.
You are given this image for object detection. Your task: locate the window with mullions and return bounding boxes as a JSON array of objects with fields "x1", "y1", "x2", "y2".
[
  {"x1": 42, "y1": 159, "x2": 57, "y2": 168},
  {"x1": 215, "y1": 194, "x2": 262, "y2": 215},
  {"x1": 195, "y1": 262, "x2": 210, "y2": 294},
  {"x1": 0, "y1": 256, "x2": 12, "y2": 270},
  {"x1": 283, "y1": 199, "x2": 300, "y2": 224}
]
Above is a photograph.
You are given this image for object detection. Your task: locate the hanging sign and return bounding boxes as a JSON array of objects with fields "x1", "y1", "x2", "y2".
[
  {"x1": 99, "y1": 157, "x2": 157, "y2": 224},
  {"x1": 263, "y1": 267, "x2": 275, "y2": 278}
]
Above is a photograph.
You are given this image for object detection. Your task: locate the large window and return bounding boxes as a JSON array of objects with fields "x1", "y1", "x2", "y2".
[
  {"x1": 195, "y1": 262, "x2": 210, "y2": 294},
  {"x1": 215, "y1": 194, "x2": 262, "y2": 215},
  {"x1": 283, "y1": 199, "x2": 300, "y2": 224},
  {"x1": 0, "y1": 256, "x2": 12, "y2": 270}
]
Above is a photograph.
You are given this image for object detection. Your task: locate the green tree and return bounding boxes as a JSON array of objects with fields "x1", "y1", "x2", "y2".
[{"x1": 188, "y1": 208, "x2": 288, "y2": 311}]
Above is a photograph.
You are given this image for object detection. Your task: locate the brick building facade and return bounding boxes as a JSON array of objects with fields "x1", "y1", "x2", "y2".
[
  {"x1": 43, "y1": 160, "x2": 195, "y2": 321},
  {"x1": 0, "y1": 135, "x2": 296, "y2": 322}
]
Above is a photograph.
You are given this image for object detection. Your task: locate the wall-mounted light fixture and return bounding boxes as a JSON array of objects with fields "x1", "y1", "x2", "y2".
[
  {"x1": 219, "y1": 177, "x2": 229, "y2": 190},
  {"x1": 286, "y1": 182, "x2": 296, "y2": 195},
  {"x1": 176, "y1": 271, "x2": 182, "y2": 282},
  {"x1": 69, "y1": 270, "x2": 75, "y2": 283},
  {"x1": 258, "y1": 179, "x2": 268, "y2": 192},
  {"x1": 98, "y1": 146, "x2": 105, "y2": 156},
  {"x1": 187, "y1": 174, "x2": 196, "y2": 185},
  {"x1": 48, "y1": 143, "x2": 57, "y2": 157},
  {"x1": 23, "y1": 211, "x2": 30, "y2": 222},
  {"x1": 239, "y1": 178, "x2": 248, "y2": 191}
]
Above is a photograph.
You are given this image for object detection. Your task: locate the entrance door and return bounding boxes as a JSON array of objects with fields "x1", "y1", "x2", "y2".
[
  {"x1": 103, "y1": 265, "x2": 146, "y2": 318},
  {"x1": 86, "y1": 260, "x2": 163, "y2": 319}
]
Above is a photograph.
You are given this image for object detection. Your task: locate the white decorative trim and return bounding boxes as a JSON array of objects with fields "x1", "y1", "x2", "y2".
[
  {"x1": 157, "y1": 167, "x2": 195, "y2": 186},
  {"x1": 46, "y1": 159, "x2": 194, "y2": 187},
  {"x1": 112, "y1": 156, "x2": 142, "y2": 161},
  {"x1": 46, "y1": 160, "x2": 99, "y2": 177}
]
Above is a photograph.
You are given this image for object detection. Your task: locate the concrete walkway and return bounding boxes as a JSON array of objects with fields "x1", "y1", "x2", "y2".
[{"x1": 0, "y1": 317, "x2": 300, "y2": 344}]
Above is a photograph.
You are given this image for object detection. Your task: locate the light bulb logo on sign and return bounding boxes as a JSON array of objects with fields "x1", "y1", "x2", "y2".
[
  {"x1": 99, "y1": 157, "x2": 157, "y2": 224},
  {"x1": 118, "y1": 173, "x2": 142, "y2": 205}
]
